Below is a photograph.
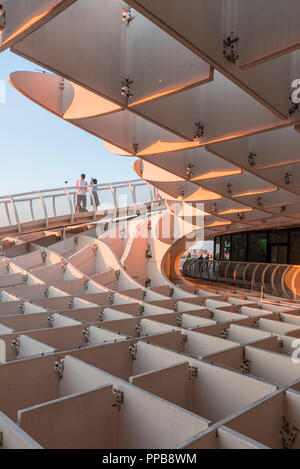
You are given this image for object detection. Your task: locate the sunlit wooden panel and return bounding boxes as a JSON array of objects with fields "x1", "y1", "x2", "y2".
[
  {"x1": 142, "y1": 147, "x2": 242, "y2": 182},
  {"x1": 208, "y1": 126, "x2": 300, "y2": 174},
  {"x1": 10, "y1": 71, "x2": 121, "y2": 120},
  {"x1": 0, "y1": 0, "x2": 77, "y2": 52},
  {"x1": 103, "y1": 142, "x2": 133, "y2": 156},
  {"x1": 127, "y1": 0, "x2": 298, "y2": 119},
  {"x1": 63, "y1": 82, "x2": 121, "y2": 119},
  {"x1": 138, "y1": 140, "x2": 200, "y2": 156},
  {"x1": 9, "y1": 71, "x2": 74, "y2": 116},
  {"x1": 206, "y1": 221, "x2": 232, "y2": 228},
  {"x1": 134, "y1": 71, "x2": 282, "y2": 142},
  {"x1": 12, "y1": 0, "x2": 212, "y2": 116},
  {"x1": 238, "y1": 0, "x2": 300, "y2": 69},
  {"x1": 191, "y1": 170, "x2": 242, "y2": 181},
  {"x1": 133, "y1": 160, "x2": 184, "y2": 183},
  {"x1": 219, "y1": 208, "x2": 253, "y2": 215},
  {"x1": 233, "y1": 188, "x2": 278, "y2": 198}
]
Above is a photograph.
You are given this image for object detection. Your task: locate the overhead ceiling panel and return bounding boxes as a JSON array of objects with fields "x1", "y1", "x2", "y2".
[
  {"x1": 0, "y1": 0, "x2": 77, "y2": 52},
  {"x1": 11, "y1": 0, "x2": 212, "y2": 129},
  {"x1": 127, "y1": 0, "x2": 300, "y2": 119}
]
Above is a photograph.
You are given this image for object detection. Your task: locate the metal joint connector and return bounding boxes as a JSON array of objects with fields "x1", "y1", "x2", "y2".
[
  {"x1": 181, "y1": 334, "x2": 188, "y2": 344},
  {"x1": 112, "y1": 388, "x2": 124, "y2": 411},
  {"x1": 11, "y1": 337, "x2": 20, "y2": 355},
  {"x1": 188, "y1": 366, "x2": 198, "y2": 380},
  {"x1": 129, "y1": 344, "x2": 137, "y2": 360},
  {"x1": 135, "y1": 323, "x2": 142, "y2": 336},
  {"x1": 82, "y1": 328, "x2": 90, "y2": 344},
  {"x1": 280, "y1": 417, "x2": 298, "y2": 449},
  {"x1": 98, "y1": 312, "x2": 104, "y2": 322},
  {"x1": 47, "y1": 315, "x2": 54, "y2": 328},
  {"x1": 109, "y1": 294, "x2": 115, "y2": 305},
  {"x1": 223, "y1": 35, "x2": 239, "y2": 65},
  {"x1": 240, "y1": 360, "x2": 251, "y2": 374},
  {"x1": 54, "y1": 359, "x2": 64, "y2": 379}
]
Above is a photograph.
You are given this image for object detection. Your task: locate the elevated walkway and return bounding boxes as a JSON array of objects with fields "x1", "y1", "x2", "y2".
[{"x1": 0, "y1": 180, "x2": 163, "y2": 238}]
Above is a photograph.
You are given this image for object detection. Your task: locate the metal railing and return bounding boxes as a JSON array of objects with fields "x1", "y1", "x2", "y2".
[
  {"x1": 0, "y1": 179, "x2": 160, "y2": 236},
  {"x1": 182, "y1": 259, "x2": 300, "y2": 300}
]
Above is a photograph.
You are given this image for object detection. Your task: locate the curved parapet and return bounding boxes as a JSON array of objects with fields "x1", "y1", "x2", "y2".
[{"x1": 182, "y1": 259, "x2": 300, "y2": 300}]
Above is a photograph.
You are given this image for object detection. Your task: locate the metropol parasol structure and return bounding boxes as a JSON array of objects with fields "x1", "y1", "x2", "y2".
[{"x1": 0, "y1": 0, "x2": 299, "y2": 450}]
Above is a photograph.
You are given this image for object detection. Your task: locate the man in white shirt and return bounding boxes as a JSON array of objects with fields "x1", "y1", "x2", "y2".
[{"x1": 76, "y1": 173, "x2": 88, "y2": 213}]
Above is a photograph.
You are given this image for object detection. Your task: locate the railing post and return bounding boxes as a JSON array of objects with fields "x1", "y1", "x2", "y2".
[
  {"x1": 291, "y1": 267, "x2": 300, "y2": 300},
  {"x1": 251, "y1": 264, "x2": 260, "y2": 291},
  {"x1": 224, "y1": 262, "x2": 231, "y2": 282},
  {"x1": 110, "y1": 184, "x2": 118, "y2": 211},
  {"x1": 281, "y1": 266, "x2": 291, "y2": 298},
  {"x1": 261, "y1": 264, "x2": 270, "y2": 293},
  {"x1": 243, "y1": 263, "x2": 250, "y2": 289},
  {"x1": 64, "y1": 188, "x2": 74, "y2": 224},
  {"x1": 29, "y1": 199, "x2": 35, "y2": 221},
  {"x1": 128, "y1": 183, "x2": 137, "y2": 205},
  {"x1": 200, "y1": 261, "x2": 205, "y2": 278},
  {"x1": 4, "y1": 202, "x2": 12, "y2": 225},
  {"x1": 38, "y1": 191, "x2": 48, "y2": 228},
  {"x1": 260, "y1": 285, "x2": 264, "y2": 301},
  {"x1": 87, "y1": 185, "x2": 96, "y2": 220},
  {"x1": 146, "y1": 182, "x2": 154, "y2": 201},
  {"x1": 9, "y1": 196, "x2": 21, "y2": 233},
  {"x1": 207, "y1": 261, "x2": 212, "y2": 280},
  {"x1": 52, "y1": 196, "x2": 57, "y2": 217},
  {"x1": 271, "y1": 265, "x2": 281, "y2": 296},
  {"x1": 234, "y1": 263, "x2": 240, "y2": 286},
  {"x1": 251, "y1": 264, "x2": 257, "y2": 290}
]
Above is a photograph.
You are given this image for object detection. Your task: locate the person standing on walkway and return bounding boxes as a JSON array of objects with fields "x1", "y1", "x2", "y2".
[
  {"x1": 90, "y1": 178, "x2": 100, "y2": 208},
  {"x1": 76, "y1": 173, "x2": 88, "y2": 213}
]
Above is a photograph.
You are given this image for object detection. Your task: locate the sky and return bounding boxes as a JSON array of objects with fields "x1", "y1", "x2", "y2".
[{"x1": 0, "y1": 49, "x2": 138, "y2": 196}]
